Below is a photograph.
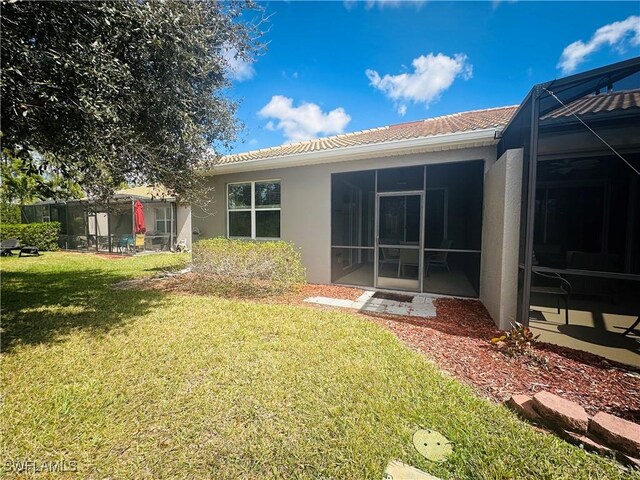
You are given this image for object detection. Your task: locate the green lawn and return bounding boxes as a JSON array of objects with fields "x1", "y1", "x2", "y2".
[{"x1": 1, "y1": 253, "x2": 636, "y2": 479}]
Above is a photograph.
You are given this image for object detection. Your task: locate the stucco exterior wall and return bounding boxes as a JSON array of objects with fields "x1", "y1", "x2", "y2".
[
  {"x1": 479, "y1": 148, "x2": 523, "y2": 330},
  {"x1": 192, "y1": 145, "x2": 497, "y2": 284}
]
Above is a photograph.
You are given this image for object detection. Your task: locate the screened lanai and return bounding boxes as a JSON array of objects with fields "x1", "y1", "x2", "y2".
[
  {"x1": 21, "y1": 188, "x2": 184, "y2": 254},
  {"x1": 330, "y1": 160, "x2": 484, "y2": 297},
  {"x1": 499, "y1": 57, "x2": 640, "y2": 364}
]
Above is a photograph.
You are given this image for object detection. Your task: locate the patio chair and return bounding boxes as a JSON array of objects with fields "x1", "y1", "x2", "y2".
[
  {"x1": 530, "y1": 271, "x2": 572, "y2": 325},
  {"x1": 425, "y1": 239, "x2": 453, "y2": 277},
  {"x1": 397, "y1": 249, "x2": 419, "y2": 277},
  {"x1": 117, "y1": 235, "x2": 134, "y2": 254},
  {"x1": 0, "y1": 238, "x2": 20, "y2": 256},
  {"x1": 19, "y1": 246, "x2": 40, "y2": 257}
]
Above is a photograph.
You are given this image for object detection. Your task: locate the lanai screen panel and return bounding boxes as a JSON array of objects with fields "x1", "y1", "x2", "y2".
[
  {"x1": 330, "y1": 170, "x2": 375, "y2": 287},
  {"x1": 423, "y1": 160, "x2": 484, "y2": 297}
]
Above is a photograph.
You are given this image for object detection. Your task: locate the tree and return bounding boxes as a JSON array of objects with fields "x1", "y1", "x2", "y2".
[
  {"x1": 1, "y1": 0, "x2": 263, "y2": 200},
  {"x1": 1, "y1": 152, "x2": 84, "y2": 205}
]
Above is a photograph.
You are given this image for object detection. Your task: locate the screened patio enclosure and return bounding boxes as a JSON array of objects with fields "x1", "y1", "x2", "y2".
[
  {"x1": 498, "y1": 57, "x2": 640, "y2": 352},
  {"x1": 330, "y1": 160, "x2": 484, "y2": 297},
  {"x1": 22, "y1": 196, "x2": 178, "y2": 253}
]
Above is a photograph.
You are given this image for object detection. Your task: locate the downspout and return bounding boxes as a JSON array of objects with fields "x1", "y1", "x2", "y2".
[{"x1": 519, "y1": 85, "x2": 541, "y2": 327}]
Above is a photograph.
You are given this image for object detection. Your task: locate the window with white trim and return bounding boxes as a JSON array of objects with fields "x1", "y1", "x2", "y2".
[
  {"x1": 228, "y1": 181, "x2": 281, "y2": 239},
  {"x1": 154, "y1": 207, "x2": 173, "y2": 234}
]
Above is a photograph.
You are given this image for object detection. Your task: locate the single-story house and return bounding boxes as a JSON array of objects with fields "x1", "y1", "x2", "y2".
[
  {"x1": 193, "y1": 58, "x2": 640, "y2": 332},
  {"x1": 22, "y1": 186, "x2": 192, "y2": 253}
]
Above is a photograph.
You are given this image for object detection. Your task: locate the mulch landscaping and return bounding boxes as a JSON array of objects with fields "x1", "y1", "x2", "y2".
[
  {"x1": 365, "y1": 298, "x2": 640, "y2": 424},
  {"x1": 269, "y1": 284, "x2": 640, "y2": 424},
  {"x1": 133, "y1": 275, "x2": 640, "y2": 423}
]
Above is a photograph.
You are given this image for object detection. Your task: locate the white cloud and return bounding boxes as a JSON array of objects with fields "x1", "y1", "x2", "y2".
[
  {"x1": 222, "y1": 47, "x2": 256, "y2": 82},
  {"x1": 366, "y1": 53, "x2": 472, "y2": 114},
  {"x1": 344, "y1": 0, "x2": 426, "y2": 10},
  {"x1": 557, "y1": 15, "x2": 640, "y2": 74},
  {"x1": 281, "y1": 70, "x2": 300, "y2": 80},
  {"x1": 258, "y1": 96, "x2": 351, "y2": 143},
  {"x1": 491, "y1": 0, "x2": 517, "y2": 10}
]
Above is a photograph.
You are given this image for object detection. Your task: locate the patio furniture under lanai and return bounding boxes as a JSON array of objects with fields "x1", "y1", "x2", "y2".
[
  {"x1": 530, "y1": 270, "x2": 571, "y2": 325},
  {"x1": 20, "y1": 186, "x2": 190, "y2": 254},
  {"x1": 425, "y1": 240, "x2": 453, "y2": 277}
]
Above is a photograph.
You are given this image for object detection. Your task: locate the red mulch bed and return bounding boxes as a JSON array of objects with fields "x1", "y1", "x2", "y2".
[
  {"x1": 366, "y1": 298, "x2": 640, "y2": 423},
  {"x1": 141, "y1": 275, "x2": 366, "y2": 303}
]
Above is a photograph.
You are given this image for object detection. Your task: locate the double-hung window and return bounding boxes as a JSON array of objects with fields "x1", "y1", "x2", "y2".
[
  {"x1": 154, "y1": 207, "x2": 173, "y2": 234},
  {"x1": 227, "y1": 180, "x2": 281, "y2": 239}
]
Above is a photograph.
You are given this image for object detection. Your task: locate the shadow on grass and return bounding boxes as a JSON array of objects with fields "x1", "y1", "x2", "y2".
[{"x1": 1, "y1": 267, "x2": 170, "y2": 353}]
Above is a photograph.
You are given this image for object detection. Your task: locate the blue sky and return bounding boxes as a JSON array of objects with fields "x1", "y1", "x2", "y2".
[{"x1": 224, "y1": 1, "x2": 640, "y2": 153}]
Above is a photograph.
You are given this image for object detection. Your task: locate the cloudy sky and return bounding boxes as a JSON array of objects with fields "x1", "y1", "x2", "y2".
[{"x1": 224, "y1": 1, "x2": 640, "y2": 153}]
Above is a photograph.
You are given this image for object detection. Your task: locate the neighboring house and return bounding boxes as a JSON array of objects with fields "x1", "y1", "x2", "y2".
[
  {"x1": 21, "y1": 186, "x2": 192, "y2": 253},
  {"x1": 194, "y1": 58, "x2": 640, "y2": 331}
]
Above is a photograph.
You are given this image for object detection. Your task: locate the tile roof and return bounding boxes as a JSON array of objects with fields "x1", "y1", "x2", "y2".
[
  {"x1": 113, "y1": 185, "x2": 173, "y2": 200},
  {"x1": 217, "y1": 105, "x2": 518, "y2": 165},
  {"x1": 541, "y1": 90, "x2": 640, "y2": 120}
]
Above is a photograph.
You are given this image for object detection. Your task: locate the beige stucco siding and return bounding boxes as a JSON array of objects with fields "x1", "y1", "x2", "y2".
[
  {"x1": 480, "y1": 148, "x2": 523, "y2": 329},
  {"x1": 193, "y1": 145, "x2": 497, "y2": 284}
]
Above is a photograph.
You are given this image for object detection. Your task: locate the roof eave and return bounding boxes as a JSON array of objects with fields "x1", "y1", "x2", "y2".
[{"x1": 205, "y1": 128, "x2": 501, "y2": 175}]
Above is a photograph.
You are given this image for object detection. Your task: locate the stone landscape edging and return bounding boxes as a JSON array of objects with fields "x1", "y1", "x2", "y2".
[{"x1": 506, "y1": 390, "x2": 640, "y2": 469}]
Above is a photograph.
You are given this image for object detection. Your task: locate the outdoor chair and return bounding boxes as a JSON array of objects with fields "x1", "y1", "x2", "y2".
[
  {"x1": 1, "y1": 238, "x2": 20, "y2": 256},
  {"x1": 117, "y1": 235, "x2": 134, "y2": 254},
  {"x1": 530, "y1": 271, "x2": 572, "y2": 325},
  {"x1": 19, "y1": 246, "x2": 39, "y2": 257},
  {"x1": 425, "y1": 239, "x2": 453, "y2": 277},
  {"x1": 397, "y1": 249, "x2": 419, "y2": 278}
]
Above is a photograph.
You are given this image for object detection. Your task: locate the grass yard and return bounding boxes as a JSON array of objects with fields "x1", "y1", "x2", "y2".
[{"x1": 1, "y1": 252, "x2": 637, "y2": 479}]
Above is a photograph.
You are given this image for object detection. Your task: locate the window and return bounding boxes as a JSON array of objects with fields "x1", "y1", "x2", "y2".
[
  {"x1": 154, "y1": 207, "x2": 173, "y2": 234},
  {"x1": 228, "y1": 181, "x2": 281, "y2": 239}
]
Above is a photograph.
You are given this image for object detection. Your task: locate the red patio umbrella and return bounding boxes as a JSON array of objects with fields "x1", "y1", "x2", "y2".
[{"x1": 134, "y1": 200, "x2": 146, "y2": 234}]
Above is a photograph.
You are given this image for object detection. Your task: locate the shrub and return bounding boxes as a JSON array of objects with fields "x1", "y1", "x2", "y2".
[
  {"x1": 0, "y1": 203, "x2": 21, "y2": 224},
  {"x1": 0, "y1": 222, "x2": 61, "y2": 251},
  {"x1": 192, "y1": 238, "x2": 306, "y2": 297},
  {"x1": 491, "y1": 322, "x2": 548, "y2": 368}
]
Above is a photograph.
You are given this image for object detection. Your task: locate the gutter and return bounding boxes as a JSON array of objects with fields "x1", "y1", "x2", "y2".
[{"x1": 205, "y1": 127, "x2": 501, "y2": 175}]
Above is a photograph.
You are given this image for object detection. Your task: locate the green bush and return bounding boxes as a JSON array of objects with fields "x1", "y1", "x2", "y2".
[
  {"x1": 192, "y1": 237, "x2": 306, "y2": 297},
  {"x1": 0, "y1": 203, "x2": 21, "y2": 224},
  {"x1": 0, "y1": 222, "x2": 61, "y2": 251}
]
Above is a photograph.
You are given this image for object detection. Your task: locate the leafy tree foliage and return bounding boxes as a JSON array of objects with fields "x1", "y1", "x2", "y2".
[
  {"x1": 1, "y1": 153, "x2": 83, "y2": 205},
  {"x1": 0, "y1": 202, "x2": 21, "y2": 224},
  {"x1": 1, "y1": 0, "x2": 262, "y2": 200}
]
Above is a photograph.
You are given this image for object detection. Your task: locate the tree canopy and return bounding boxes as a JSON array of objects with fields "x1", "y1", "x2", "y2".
[{"x1": 1, "y1": 0, "x2": 262, "y2": 201}]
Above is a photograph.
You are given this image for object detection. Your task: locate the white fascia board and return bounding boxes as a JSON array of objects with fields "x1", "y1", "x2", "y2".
[{"x1": 205, "y1": 128, "x2": 500, "y2": 175}]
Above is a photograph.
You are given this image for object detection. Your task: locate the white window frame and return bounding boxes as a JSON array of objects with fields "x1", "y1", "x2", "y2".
[
  {"x1": 154, "y1": 206, "x2": 173, "y2": 234},
  {"x1": 227, "y1": 180, "x2": 281, "y2": 240}
]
